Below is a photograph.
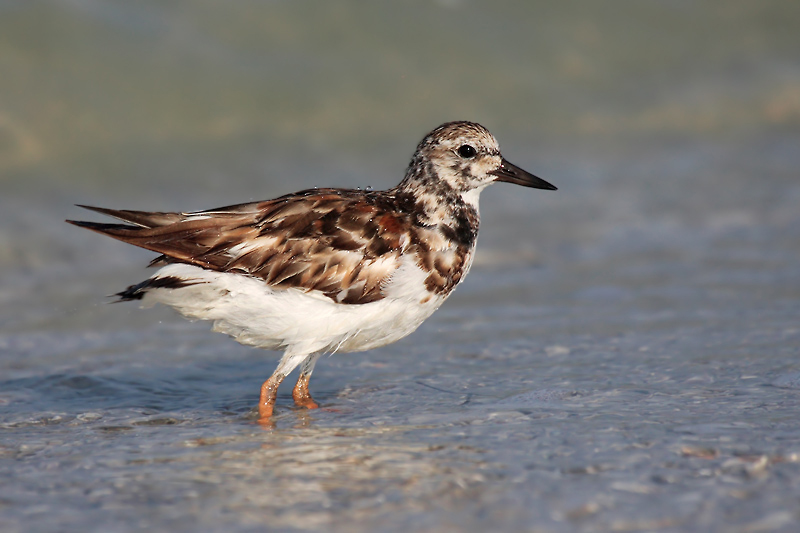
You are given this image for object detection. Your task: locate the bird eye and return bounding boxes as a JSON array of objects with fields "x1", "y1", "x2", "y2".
[{"x1": 457, "y1": 145, "x2": 477, "y2": 158}]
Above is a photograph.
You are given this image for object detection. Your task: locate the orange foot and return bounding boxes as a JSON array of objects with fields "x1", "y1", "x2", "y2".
[{"x1": 292, "y1": 373, "x2": 319, "y2": 410}]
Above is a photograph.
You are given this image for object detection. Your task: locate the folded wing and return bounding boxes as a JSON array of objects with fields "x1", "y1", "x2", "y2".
[{"x1": 67, "y1": 189, "x2": 415, "y2": 304}]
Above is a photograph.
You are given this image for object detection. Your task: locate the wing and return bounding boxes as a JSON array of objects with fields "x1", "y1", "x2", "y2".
[{"x1": 67, "y1": 189, "x2": 420, "y2": 304}]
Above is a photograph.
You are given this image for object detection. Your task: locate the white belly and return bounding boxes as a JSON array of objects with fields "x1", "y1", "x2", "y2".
[{"x1": 140, "y1": 257, "x2": 452, "y2": 357}]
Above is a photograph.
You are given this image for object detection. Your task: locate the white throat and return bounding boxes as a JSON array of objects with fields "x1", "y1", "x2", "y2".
[{"x1": 460, "y1": 186, "x2": 486, "y2": 211}]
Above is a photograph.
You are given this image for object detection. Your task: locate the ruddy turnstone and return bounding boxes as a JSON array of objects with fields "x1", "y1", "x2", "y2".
[{"x1": 68, "y1": 121, "x2": 556, "y2": 421}]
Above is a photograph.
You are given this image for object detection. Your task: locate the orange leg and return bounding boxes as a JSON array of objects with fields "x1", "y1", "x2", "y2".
[
  {"x1": 257, "y1": 352, "x2": 321, "y2": 421},
  {"x1": 258, "y1": 372, "x2": 287, "y2": 422},
  {"x1": 292, "y1": 373, "x2": 319, "y2": 410}
]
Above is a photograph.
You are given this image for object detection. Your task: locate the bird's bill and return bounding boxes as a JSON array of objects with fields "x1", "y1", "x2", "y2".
[{"x1": 490, "y1": 159, "x2": 557, "y2": 190}]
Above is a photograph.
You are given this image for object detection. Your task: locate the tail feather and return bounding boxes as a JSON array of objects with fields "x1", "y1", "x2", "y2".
[
  {"x1": 66, "y1": 203, "x2": 264, "y2": 274},
  {"x1": 74, "y1": 205, "x2": 183, "y2": 228},
  {"x1": 66, "y1": 219, "x2": 140, "y2": 234},
  {"x1": 66, "y1": 209, "x2": 207, "y2": 259}
]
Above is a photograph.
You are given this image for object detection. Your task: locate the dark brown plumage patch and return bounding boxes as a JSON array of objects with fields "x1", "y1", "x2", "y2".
[
  {"x1": 421, "y1": 242, "x2": 471, "y2": 296},
  {"x1": 116, "y1": 276, "x2": 203, "y2": 301}
]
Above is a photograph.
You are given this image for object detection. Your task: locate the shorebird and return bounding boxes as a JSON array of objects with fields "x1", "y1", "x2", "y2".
[{"x1": 68, "y1": 121, "x2": 556, "y2": 421}]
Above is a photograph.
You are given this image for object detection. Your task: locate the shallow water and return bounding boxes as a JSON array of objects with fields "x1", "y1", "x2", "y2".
[{"x1": 2, "y1": 1, "x2": 800, "y2": 532}]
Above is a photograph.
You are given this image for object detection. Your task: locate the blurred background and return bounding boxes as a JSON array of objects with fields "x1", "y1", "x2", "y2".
[{"x1": 1, "y1": 1, "x2": 799, "y2": 531}]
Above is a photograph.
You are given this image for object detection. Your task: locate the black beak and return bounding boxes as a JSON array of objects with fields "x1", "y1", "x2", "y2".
[{"x1": 490, "y1": 158, "x2": 557, "y2": 190}]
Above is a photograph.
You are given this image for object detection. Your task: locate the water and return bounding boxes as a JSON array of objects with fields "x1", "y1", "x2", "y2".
[{"x1": 2, "y1": 1, "x2": 800, "y2": 531}]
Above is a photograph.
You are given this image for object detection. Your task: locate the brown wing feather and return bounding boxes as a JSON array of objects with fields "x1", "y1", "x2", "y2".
[{"x1": 67, "y1": 189, "x2": 418, "y2": 304}]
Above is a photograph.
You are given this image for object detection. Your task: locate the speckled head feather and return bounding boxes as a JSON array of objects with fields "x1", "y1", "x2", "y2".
[{"x1": 400, "y1": 121, "x2": 501, "y2": 195}]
